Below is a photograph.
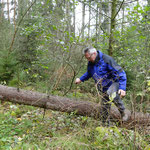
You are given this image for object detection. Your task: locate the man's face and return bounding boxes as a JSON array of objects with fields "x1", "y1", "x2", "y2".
[{"x1": 85, "y1": 52, "x2": 97, "y2": 62}]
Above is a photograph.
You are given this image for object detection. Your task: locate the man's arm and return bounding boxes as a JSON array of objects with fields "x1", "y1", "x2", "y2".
[
  {"x1": 75, "y1": 78, "x2": 81, "y2": 84},
  {"x1": 103, "y1": 54, "x2": 127, "y2": 97},
  {"x1": 118, "y1": 89, "x2": 126, "y2": 98},
  {"x1": 75, "y1": 71, "x2": 92, "y2": 84},
  {"x1": 111, "y1": 69, "x2": 127, "y2": 98}
]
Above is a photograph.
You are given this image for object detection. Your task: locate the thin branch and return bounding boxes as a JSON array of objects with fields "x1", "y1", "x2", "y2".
[
  {"x1": 9, "y1": 0, "x2": 36, "y2": 53},
  {"x1": 96, "y1": 21, "x2": 129, "y2": 26},
  {"x1": 109, "y1": 0, "x2": 137, "y2": 5},
  {"x1": 123, "y1": 0, "x2": 138, "y2": 5},
  {"x1": 113, "y1": 0, "x2": 125, "y2": 20},
  {"x1": 63, "y1": 63, "x2": 76, "y2": 96},
  {"x1": 78, "y1": 0, "x2": 111, "y2": 19},
  {"x1": 63, "y1": 55, "x2": 84, "y2": 96}
]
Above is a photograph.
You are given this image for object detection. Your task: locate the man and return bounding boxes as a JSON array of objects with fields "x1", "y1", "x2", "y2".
[{"x1": 75, "y1": 47, "x2": 128, "y2": 126}]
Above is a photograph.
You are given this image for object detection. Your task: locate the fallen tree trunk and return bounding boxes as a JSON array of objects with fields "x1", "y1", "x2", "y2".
[{"x1": 0, "y1": 84, "x2": 149, "y2": 128}]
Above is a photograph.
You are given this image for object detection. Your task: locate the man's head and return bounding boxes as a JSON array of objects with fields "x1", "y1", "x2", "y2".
[{"x1": 83, "y1": 47, "x2": 97, "y2": 63}]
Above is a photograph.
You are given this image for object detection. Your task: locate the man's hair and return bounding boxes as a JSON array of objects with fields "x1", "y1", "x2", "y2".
[{"x1": 83, "y1": 47, "x2": 97, "y2": 54}]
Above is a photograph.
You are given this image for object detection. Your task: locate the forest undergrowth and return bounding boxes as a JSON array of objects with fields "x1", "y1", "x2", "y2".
[{"x1": 0, "y1": 90, "x2": 149, "y2": 150}]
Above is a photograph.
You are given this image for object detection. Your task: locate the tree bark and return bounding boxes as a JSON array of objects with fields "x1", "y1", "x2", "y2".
[
  {"x1": 88, "y1": 1, "x2": 91, "y2": 38},
  {"x1": 82, "y1": 1, "x2": 85, "y2": 39},
  {"x1": 7, "y1": 0, "x2": 10, "y2": 23},
  {"x1": 108, "y1": 0, "x2": 125, "y2": 56},
  {"x1": 13, "y1": 0, "x2": 16, "y2": 29},
  {"x1": 66, "y1": 0, "x2": 71, "y2": 36},
  {"x1": 0, "y1": 84, "x2": 149, "y2": 128},
  {"x1": 95, "y1": 3, "x2": 98, "y2": 46},
  {"x1": 121, "y1": 3, "x2": 125, "y2": 34},
  {"x1": 73, "y1": 0, "x2": 76, "y2": 35},
  {"x1": 98, "y1": 3, "x2": 102, "y2": 42},
  {"x1": 0, "y1": 0, "x2": 4, "y2": 23},
  {"x1": 108, "y1": 0, "x2": 117, "y2": 56}
]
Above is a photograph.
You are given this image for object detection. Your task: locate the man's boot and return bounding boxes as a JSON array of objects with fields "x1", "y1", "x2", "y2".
[
  {"x1": 102, "y1": 118, "x2": 110, "y2": 127},
  {"x1": 120, "y1": 110, "x2": 129, "y2": 122}
]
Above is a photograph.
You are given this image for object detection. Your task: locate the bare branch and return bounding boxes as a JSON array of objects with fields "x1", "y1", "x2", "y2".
[
  {"x1": 9, "y1": 0, "x2": 37, "y2": 53},
  {"x1": 113, "y1": 0, "x2": 125, "y2": 20},
  {"x1": 78, "y1": 0, "x2": 111, "y2": 19}
]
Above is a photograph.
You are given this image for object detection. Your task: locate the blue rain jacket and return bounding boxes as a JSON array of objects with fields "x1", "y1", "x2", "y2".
[{"x1": 80, "y1": 51, "x2": 127, "y2": 92}]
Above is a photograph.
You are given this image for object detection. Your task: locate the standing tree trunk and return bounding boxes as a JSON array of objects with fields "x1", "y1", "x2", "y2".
[
  {"x1": 121, "y1": 3, "x2": 125, "y2": 34},
  {"x1": 0, "y1": 0, "x2": 4, "y2": 23},
  {"x1": 7, "y1": 0, "x2": 10, "y2": 23},
  {"x1": 73, "y1": 0, "x2": 76, "y2": 35},
  {"x1": 95, "y1": 3, "x2": 98, "y2": 46},
  {"x1": 64, "y1": 0, "x2": 72, "y2": 44},
  {"x1": 98, "y1": 2, "x2": 102, "y2": 42},
  {"x1": 82, "y1": 1, "x2": 85, "y2": 39},
  {"x1": 66, "y1": 0, "x2": 71, "y2": 36},
  {"x1": 108, "y1": 0, "x2": 111, "y2": 35},
  {"x1": 108, "y1": 0, "x2": 117, "y2": 56},
  {"x1": 13, "y1": 0, "x2": 16, "y2": 32},
  {"x1": 101, "y1": 1, "x2": 110, "y2": 46},
  {"x1": 88, "y1": 1, "x2": 91, "y2": 38}
]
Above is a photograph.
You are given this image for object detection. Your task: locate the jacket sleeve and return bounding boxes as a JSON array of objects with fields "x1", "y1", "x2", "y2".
[
  {"x1": 80, "y1": 69, "x2": 92, "y2": 82},
  {"x1": 103, "y1": 54, "x2": 127, "y2": 91},
  {"x1": 115, "y1": 70, "x2": 127, "y2": 91}
]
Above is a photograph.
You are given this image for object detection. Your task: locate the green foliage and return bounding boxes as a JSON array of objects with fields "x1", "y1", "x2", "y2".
[
  {"x1": 0, "y1": 19, "x2": 16, "y2": 84},
  {"x1": 17, "y1": 23, "x2": 39, "y2": 69},
  {"x1": 95, "y1": 126, "x2": 147, "y2": 149},
  {"x1": 0, "y1": 0, "x2": 150, "y2": 149},
  {"x1": 0, "y1": 102, "x2": 149, "y2": 150},
  {"x1": 0, "y1": 52, "x2": 18, "y2": 84},
  {"x1": 147, "y1": 80, "x2": 150, "y2": 91},
  {"x1": 8, "y1": 70, "x2": 29, "y2": 87}
]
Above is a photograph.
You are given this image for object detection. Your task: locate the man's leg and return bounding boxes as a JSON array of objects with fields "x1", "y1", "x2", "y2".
[
  {"x1": 101, "y1": 94, "x2": 111, "y2": 126},
  {"x1": 107, "y1": 82, "x2": 128, "y2": 121}
]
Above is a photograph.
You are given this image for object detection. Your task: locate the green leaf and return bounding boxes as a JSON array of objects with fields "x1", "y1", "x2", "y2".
[
  {"x1": 52, "y1": 25, "x2": 57, "y2": 30},
  {"x1": 131, "y1": 26, "x2": 137, "y2": 31}
]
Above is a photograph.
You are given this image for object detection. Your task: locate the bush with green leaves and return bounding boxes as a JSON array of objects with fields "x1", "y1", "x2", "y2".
[{"x1": 0, "y1": 52, "x2": 18, "y2": 84}]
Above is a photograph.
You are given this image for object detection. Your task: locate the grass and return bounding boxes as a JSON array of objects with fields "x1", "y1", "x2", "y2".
[
  {"x1": 0, "y1": 86, "x2": 150, "y2": 150},
  {"x1": 0, "y1": 98, "x2": 149, "y2": 149}
]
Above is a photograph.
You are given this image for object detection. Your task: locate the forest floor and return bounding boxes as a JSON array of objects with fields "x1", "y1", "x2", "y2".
[{"x1": 0, "y1": 91, "x2": 149, "y2": 150}]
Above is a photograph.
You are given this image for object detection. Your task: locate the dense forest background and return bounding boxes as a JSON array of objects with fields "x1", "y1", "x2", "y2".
[{"x1": 0, "y1": 0, "x2": 150, "y2": 149}]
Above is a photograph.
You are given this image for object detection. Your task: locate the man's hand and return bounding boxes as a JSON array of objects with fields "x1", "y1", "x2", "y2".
[
  {"x1": 75, "y1": 78, "x2": 81, "y2": 84},
  {"x1": 118, "y1": 89, "x2": 126, "y2": 98}
]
